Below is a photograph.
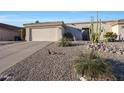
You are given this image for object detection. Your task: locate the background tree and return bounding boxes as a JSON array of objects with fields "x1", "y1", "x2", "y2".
[{"x1": 35, "y1": 20, "x2": 40, "y2": 23}]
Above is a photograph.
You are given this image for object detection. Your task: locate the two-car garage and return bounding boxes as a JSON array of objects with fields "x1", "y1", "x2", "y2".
[{"x1": 31, "y1": 28, "x2": 61, "y2": 41}]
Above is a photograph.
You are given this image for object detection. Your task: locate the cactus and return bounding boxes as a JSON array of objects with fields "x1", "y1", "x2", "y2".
[
  {"x1": 89, "y1": 16, "x2": 94, "y2": 43},
  {"x1": 89, "y1": 12, "x2": 102, "y2": 43},
  {"x1": 98, "y1": 19, "x2": 102, "y2": 40},
  {"x1": 89, "y1": 16, "x2": 98, "y2": 43}
]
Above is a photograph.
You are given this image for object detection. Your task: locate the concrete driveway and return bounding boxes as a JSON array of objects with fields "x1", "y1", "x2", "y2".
[{"x1": 0, "y1": 41, "x2": 52, "y2": 74}]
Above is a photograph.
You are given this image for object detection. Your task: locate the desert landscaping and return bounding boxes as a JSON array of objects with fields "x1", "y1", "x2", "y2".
[
  {"x1": 0, "y1": 41, "x2": 124, "y2": 81},
  {"x1": 1, "y1": 12, "x2": 124, "y2": 81}
]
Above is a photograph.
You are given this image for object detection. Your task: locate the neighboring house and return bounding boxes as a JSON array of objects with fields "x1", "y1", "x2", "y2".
[
  {"x1": 0, "y1": 23, "x2": 21, "y2": 41},
  {"x1": 24, "y1": 19, "x2": 124, "y2": 41},
  {"x1": 111, "y1": 19, "x2": 124, "y2": 40}
]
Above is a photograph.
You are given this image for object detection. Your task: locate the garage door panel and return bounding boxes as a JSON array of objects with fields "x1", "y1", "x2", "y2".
[{"x1": 32, "y1": 28, "x2": 57, "y2": 41}]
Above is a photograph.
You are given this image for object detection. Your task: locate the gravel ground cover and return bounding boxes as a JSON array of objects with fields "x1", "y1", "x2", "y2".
[
  {"x1": 0, "y1": 42, "x2": 86, "y2": 81},
  {"x1": 1, "y1": 42, "x2": 124, "y2": 81},
  {"x1": 97, "y1": 43, "x2": 124, "y2": 80}
]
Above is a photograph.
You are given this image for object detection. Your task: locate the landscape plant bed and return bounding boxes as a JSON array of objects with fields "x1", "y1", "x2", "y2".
[
  {"x1": 73, "y1": 50, "x2": 117, "y2": 81},
  {"x1": 86, "y1": 42, "x2": 124, "y2": 80}
]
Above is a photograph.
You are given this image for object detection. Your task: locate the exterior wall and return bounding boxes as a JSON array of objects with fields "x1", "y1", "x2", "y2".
[
  {"x1": 118, "y1": 24, "x2": 124, "y2": 40},
  {"x1": 25, "y1": 28, "x2": 31, "y2": 41},
  {"x1": 111, "y1": 24, "x2": 124, "y2": 40},
  {"x1": 66, "y1": 22, "x2": 113, "y2": 40},
  {"x1": 26, "y1": 27, "x2": 63, "y2": 41},
  {"x1": 111, "y1": 25, "x2": 119, "y2": 40},
  {"x1": 111, "y1": 25, "x2": 119, "y2": 35},
  {"x1": 0, "y1": 28, "x2": 20, "y2": 41},
  {"x1": 57, "y1": 27, "x2": 64, "y2": 41}
]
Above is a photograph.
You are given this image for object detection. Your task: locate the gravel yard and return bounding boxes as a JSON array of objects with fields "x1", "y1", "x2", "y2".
[
  {"x1": 0, "y1": 42, "x2": 86, "y2": 81},
  {"x1": 1, "y1": 42, "x2": 124, "y2": 81},
  {"x1": 97, "y1": 42, "x2": 124, "y2": 80}
]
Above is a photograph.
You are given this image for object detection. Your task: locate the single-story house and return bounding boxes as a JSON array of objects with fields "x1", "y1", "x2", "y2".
[
  {"x1": 111, "y1": 20, "x2": 124, "y2": 40},
  {"x1": 24, "y1": 21, "x2": 82, "y2": 41},
  {"x1": 0, "y1": 23, "x2": 21, "y2": 41},
  {"x1": 24, "y1": 19, "x2": 124, "y2": 41}
]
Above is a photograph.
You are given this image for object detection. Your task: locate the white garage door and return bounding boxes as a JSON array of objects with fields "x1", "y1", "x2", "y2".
[{"x1": 31, "y1": 28, "x2": 58, "y2": 41}]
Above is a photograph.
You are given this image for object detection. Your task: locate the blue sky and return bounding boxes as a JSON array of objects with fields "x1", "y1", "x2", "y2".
[{"x1": 0, "y1": 11, "x2": 124, "y2": 27}]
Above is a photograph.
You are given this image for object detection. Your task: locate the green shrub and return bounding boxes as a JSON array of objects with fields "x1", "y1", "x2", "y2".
[
  {"x1": 104, "y1": 32, "x2": 117, "y2": 42},
  {"x1": 74, "y1": 50, "x2": 116, "y2": 80},
  {"x1": 21, "y1": 28, "x2": 26, "y2": 41},
  {"x1": 58, "y1": 32, "x2": 73, "y2": 47},
  {"x1": 59, "y1": 37, "x2": 71, "y2": 47}
]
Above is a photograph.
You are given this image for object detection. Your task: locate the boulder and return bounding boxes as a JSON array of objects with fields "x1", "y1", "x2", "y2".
[
  {"x1": 116, "y1": 51, "x2": 123, "y2": 55},
  {"x1": 105, "y1": 47, "x2": 110, "y2": 52},
  {"x1": 109, "y1": 49, "x2": 116, "y2": 53},
  {"x1": 87, "y1": 45, "x2": 91, "y2": 49},
  {"x1": 100, "y1": 46, "x2": 106, "y2": 51},
  {"x1": 80, "y1": 77, "x2": 87, "y2": 81}
]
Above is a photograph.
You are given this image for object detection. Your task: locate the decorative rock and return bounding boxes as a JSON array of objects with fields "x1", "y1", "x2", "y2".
[
  {"x1": 112, "y1": 50, "x2": 117, "y2": 53},
  {"x1": 48, "y1": 49, "x2": 65, "y2": 55},
  {"x1": 0, "y1": 77, "x2": 7, "y2": 81},
  {"x1": 100, "y1": 46, "x2": 106, "y2": 51},
  {"x1": 0, "y1": 73, "x2": 14, "y2": 81},
  {"x1": 116, "y1": 51, "x2": 123, "y2": 55},
  {"x1": 105, "y1": 47, "x2": 110, "y2": 52},
  {"x1": 80, "y1": 77, "x2": 87, "y2": 81},
  {"x1": 87, "y1": 45, "x2": 90, "y2": 49},
  {"x1": 87, "y1": 43, "x2": 124, "y2": 56},
  {"x1": 119, "y1": 48, "x2": 124, "y2": 52}
]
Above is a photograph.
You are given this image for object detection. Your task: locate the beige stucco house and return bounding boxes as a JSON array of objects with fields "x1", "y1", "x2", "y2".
[
  {"x1": 66, "y1": 19, "x2": 124, "y2": 41},
  {"x1": 24, "y1": 19, "x2": 124, "y2": 41},
  {"x1": 24, "y1": 22, "x2": 65, "y2": 41},
  {"x1": 0, "y1": 23, "x2": 21, "y2": 41},
  {"x1": 111, "y1": 20, "x2": 124, "y2": 40},
  {"x1": 24, "y1": 21, "x2": 82, "y2": 41}
]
